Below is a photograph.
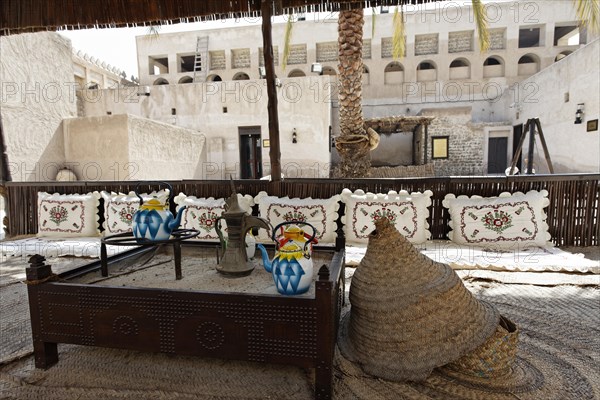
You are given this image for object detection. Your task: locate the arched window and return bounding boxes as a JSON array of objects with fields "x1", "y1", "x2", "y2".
[
  {"x1": 484, "y1": 56, "x2": 503, "y2": 66},
  {"x1": 384, "y1": 62, "x2": 404, "y2": 84},
  {"x1": 517, "y1": 53, "x2": 540, "y2": 75},
  {"x1": 206, "y1": 74, "x2": 222, "y2": 82},
  {"x1": 362, "y1": 65, "x2": 370, "y2": 85},
  {"x1": 178, "y1": 76, "x2": 193, "y2": 84},
  {"x1": 232, "y1": 72, "x2": 250, "y2": 80},
  {"x1": 153, "y1": 78, "x2": 169, "y2": 85},
  {"x1": 555, "y1": 51, "x2": 573, "y2": 62},
  {"x1": 322, "y1": 66, "x2": 337, "y2": 76},
  {"x1": 417, "y1": 60, "x2": 437, "y2": 82},
  {"x1": 288, "y1": 69, "x2": 306, "y2": 78},
  {"x1": 483, "y1": 56, "x2": 505, "y2": 78},
  {"x1": 384, "y1": 62, "x2": 404, "y2": 72},
  {"x1": 449, "y1": 58, "x2": 471, "y2": 79}
]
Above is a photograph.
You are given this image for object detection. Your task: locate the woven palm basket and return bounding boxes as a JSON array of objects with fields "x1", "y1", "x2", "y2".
[
  {"x1": 338, "y1": 218, "x2": 501, "y2": 381},
  {"x1": 444, "y1": 314, "x2": 519, "y2": 379}
]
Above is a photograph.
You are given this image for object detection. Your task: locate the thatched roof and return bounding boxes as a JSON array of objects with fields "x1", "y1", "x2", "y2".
[
  {"x1": 365, "y1": 116, "x2": 435, "y2": 133},
  {"x1": 1, "y1": 0, "x2": 440, "y2": 36}
]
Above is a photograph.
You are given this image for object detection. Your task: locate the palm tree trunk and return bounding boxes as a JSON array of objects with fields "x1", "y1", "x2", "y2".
[{"x1": 336, "y1": 9, "x2": 370, "y2": 178}]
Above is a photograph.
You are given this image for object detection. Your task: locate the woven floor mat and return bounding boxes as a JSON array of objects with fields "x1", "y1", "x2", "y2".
[{"x1": 1, "y1": 284, "x2": 598, "y2": 399}]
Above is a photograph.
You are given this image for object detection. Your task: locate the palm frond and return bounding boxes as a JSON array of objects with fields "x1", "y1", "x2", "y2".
[
  {"x1": 472, "y1": 0, "x2": 490, "y2": 52},
  {"x1": 392, "y1": 6, "x2": 405, "y2": 59},
  {"x1": 281, "y1": 15, "x2": 294, "y2": 71},
  {"x1": 371, "y1": 7, "x2": 377, "y2": 38},
  {"x1": 573, "y1": 0, "x2": 600, "y2": 33},
  {"x1": 146, "y1": 23, "x2": 161, "y2": 41}
]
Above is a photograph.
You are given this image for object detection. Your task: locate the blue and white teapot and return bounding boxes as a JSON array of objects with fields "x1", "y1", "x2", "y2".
[
  {"x1": 132, "y1": 182, "x2": 185, "y2": 241},
  {"x1": 257, "y1": 221, "x2": 318, "y2": 295}
]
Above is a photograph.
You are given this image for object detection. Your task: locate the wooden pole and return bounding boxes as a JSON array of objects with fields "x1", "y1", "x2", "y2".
[
  {"x1": 509, "y1": 120, "x2": 528, "y2": 175},
  {"x1": 261, "y1": 0, "x2": 282, "y2": 182},
  {"x1": 0, "y1": 115, "x2": 11, "y2": 182},
  {"x1": 526, "y1": 118, "x2": 535, "y2": 174},
  {"x1": 534, "y1": 118, "x2": 555, "y2": 174}
]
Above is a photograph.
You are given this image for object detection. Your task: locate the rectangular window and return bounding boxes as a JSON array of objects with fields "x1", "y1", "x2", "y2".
[
  {"x1": 148, "y1": 56, "x2": 169, "y2": 75},
  {"x1": 432, "y1": 136, "x2": 449, "y2": 159},
  {"x1": 178, "y1": 54, "x2": 197, "y2": 72},
  {"x1": 519, "y1": 27, "x2": 541, "y2": 48},
  {"x1": 554, "y1": 24, "x2": 581, "y2": 46}
]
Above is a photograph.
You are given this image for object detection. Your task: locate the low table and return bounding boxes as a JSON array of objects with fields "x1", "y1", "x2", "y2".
[
  {"x1": 100, "y1": 229, "x2": 200, "y2": 279},
  {"x1": 25, "y1": 245, "x2": 345, "y2": 399}
]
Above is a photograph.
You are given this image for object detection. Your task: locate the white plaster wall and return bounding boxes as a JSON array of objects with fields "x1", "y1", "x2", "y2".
[
  {"x1": 81, "y1": 76, "x2": 332, "y2": 179},
  {"x1": 0, "y1": 32, "x2": 77, "y2": 181},
  {"x1": 63, "y1": 114, "x2": 206, "y2": 180},
  {"x1": 135, "y1": 0, "x2": 595, "y2": 122},
  {"x1": 503, "y1": 39, "x2": 599, "y2": 173}
]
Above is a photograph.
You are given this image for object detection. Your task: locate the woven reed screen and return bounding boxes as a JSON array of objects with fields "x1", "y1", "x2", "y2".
[{"x1": 4, "y1": 174, "x2": 599, "y2": 247}]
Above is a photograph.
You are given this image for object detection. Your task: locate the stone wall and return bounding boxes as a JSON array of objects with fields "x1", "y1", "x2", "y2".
[
  {"x1": 316, "y1": 42, "x2": 337, "y2": 62},
  {"x1": 415, "y1": 34, "x2": 439, "y2": 56},
  {"x1": 0, "y1": 32, "x2": 77, "y2": 181},
  {"x1": 424, "y1": 108, "x2": 485, "y2": 176},
  {"x1": 363, "y1": 39, "x2": 372, "y2": 59},
  {"x1": 448, "y1": 31, "x2": 473, "y2": 53},
  {"x1": 209, "y1": 50, "x2": 226, "y2": 70},
  {"x1": 258, "y1": 46, "x2": 279, "y2": 66},
  {"x1": 489, "y1": 29, "x2": 506, "y2": 50},
  {"x1": 288, "y1": 44, "x2": 307, "y2": 65},
  {"x1": 231, "y1": 48, "x2": 251, "y2": 69}
]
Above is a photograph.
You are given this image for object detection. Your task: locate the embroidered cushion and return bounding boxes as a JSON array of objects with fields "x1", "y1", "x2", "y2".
[
  {"x1": 37, "y1": 192, "x2": 100, "y2": 237},
  {"x1": 341, "y1": 189, "x2": 432, "y2": 245},
  {"x1": 254, "y1": 192, "x2": 341, "y2": 244},
  {"x1": 173, "y1": 193, "x2": 254, "y2": 240},
  {"x1": 101, "y1": 190, "x2": 170, "y2": 236},
  {"x1": 442, "y1": 190, "x2": 551, "y2": 249}
]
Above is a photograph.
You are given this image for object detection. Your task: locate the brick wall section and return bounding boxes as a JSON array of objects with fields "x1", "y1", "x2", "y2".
[
  {"x1": 363, "y1": 39, "x2": 371, "y2": 59},
  {"x1": 258, "y1": 46, "x2": 279, "y2": 66},
  {"x1": 489, "y1": 29, "x2": 506, "y2": 50},
  {"x1": 288, "y1": 44, "x2": 307, "y2": 65},
  {"x1": 316, "y1": 41, "x2": 337, "y2": 62},
  {"x1": 231, "y1": 48, "x2": 250, "y2": 68},
  {"x1": 448, "y1": 31, "x2": 473, "y2": 53},
  {"x1": 415, "y1": 34, "x2": 439, "y2": 55},
  {"x1": 427, "y1": 113, "x2": 485, "y2": 176},
  {"x1": 209, "y1": 50, "x2": 226, "y2": 70}
]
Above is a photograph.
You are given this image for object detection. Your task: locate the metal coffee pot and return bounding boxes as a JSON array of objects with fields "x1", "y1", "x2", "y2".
[{"x1": 215, "y1": 185, "x2": 270, "y2": 277}]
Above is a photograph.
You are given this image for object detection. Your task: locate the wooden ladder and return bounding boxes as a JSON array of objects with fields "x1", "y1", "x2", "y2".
[{"x1": 193, "y1": 36, "x2": 209, "y2": 83}]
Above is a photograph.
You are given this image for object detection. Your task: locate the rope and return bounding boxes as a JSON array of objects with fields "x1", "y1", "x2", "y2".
[{"x1": 23, "y1": 273, "x2": 61, "y2": 285}]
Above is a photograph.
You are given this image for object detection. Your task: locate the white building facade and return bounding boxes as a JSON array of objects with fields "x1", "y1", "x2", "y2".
[{"x1": 126, "y1": 0, "x2": 598, "y2": 175}]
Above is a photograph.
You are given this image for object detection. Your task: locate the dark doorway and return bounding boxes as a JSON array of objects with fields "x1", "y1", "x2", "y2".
[
  {"x1": 239, "y1": 127, "x2": 262, "y2": 179},
  {"x1": 487, "y1": 137, "x2": 508, "y2": 174}
]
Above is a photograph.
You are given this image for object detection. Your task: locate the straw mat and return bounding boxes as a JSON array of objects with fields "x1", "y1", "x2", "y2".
[{"x1": 1, "y1": 283, "x2": 597, "y2": 399}]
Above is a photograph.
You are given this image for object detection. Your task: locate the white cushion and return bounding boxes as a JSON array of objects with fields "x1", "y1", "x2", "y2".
[
  {"x1": 173, "y1": 193, "x2": 254, "y2": 241},
  {"x1": 442, "y1": 190, "x2": 551, "y2": 249},
  {"x1": 37, "y1": 192, "x2": 100, "y2": 237},
  {"x1": 341, "y1": 189, "x2": 432, "y2": 245},
  {"x1": 101, "y1": 190, "x2": 170, "y2": 236},
  {"x1": 254, "y1": 192, "x2": 341, "y2": 244}
]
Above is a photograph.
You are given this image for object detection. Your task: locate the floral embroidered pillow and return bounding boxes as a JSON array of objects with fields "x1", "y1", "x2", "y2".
[
  {"x1": 442, "y1": 190, "x2": 551, "y2": 249},
  {"x1": 341, "y1": 189, "x2": 432, "y2": 245},
  {"x1": 37, "y1": 192, "x2": 100, "y2": 237},
  {"x1": 101, "y1": 190, "x2": 170, "y2": 236},
  {"x1": 254, "y1": 192, "x2": 341, "y2": 244},
  {"x1": 173, "y1": 194, "x2": 254, "y2": 241}
]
